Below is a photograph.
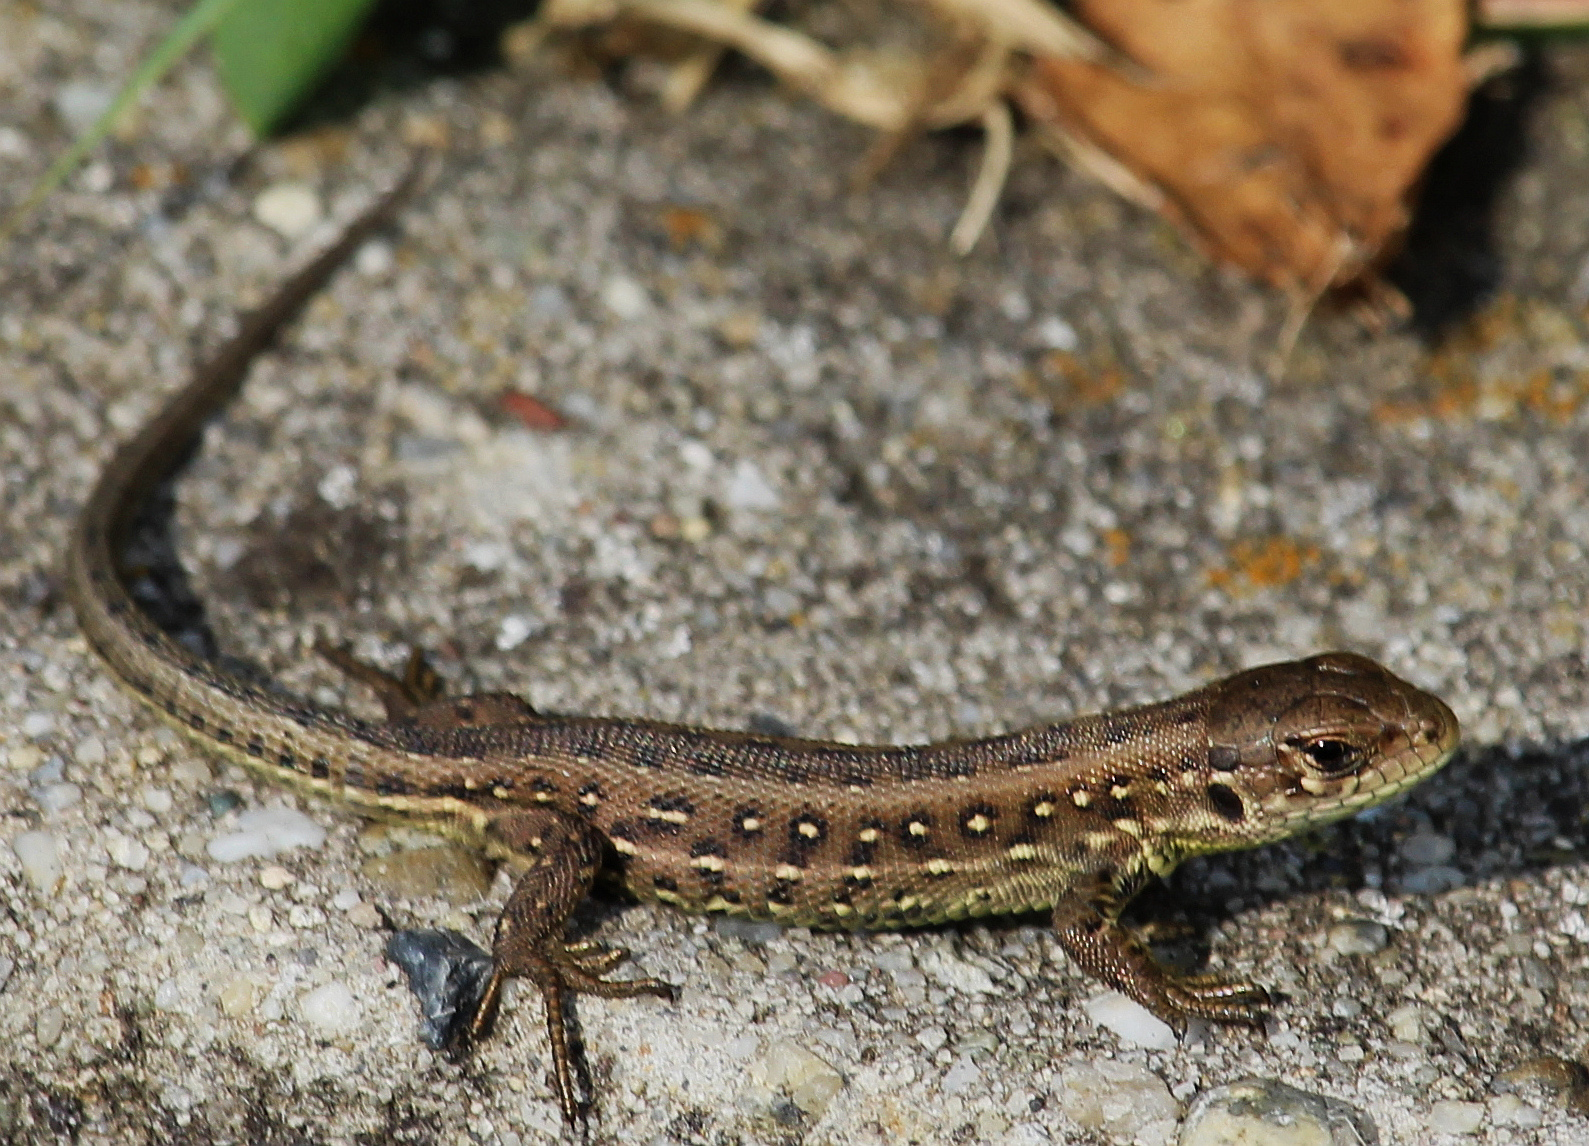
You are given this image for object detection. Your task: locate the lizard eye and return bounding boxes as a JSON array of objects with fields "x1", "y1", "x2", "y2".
[{"x1": 1291, "y1": 737, "x2": 1363, "y2": 775}]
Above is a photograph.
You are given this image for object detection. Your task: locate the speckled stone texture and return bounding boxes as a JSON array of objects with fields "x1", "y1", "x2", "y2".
[{"x1": 4, "y1": 3, "x2": 1589, "y2": 1143}]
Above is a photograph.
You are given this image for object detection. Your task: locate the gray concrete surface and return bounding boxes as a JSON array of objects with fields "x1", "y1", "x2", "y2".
[{"x1": 4, "y1": 3, "x2": 1589, "y2": 1142}]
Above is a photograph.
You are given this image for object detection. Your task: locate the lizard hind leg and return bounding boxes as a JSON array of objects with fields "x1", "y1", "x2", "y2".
[
  {"x1": 313, "y1": 637, "x2": 540, "y2": 727},
  {"x1": 474, "y1": 808, "x2": 677, "y2": 1126}
]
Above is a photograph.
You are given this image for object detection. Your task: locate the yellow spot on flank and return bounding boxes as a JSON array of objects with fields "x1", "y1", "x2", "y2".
[
  {"x1": 647, "y1": 807, "x2": 691, "y2": 825},
  {"x1": 579, "y1": 790, "x2": 601, "y2": 807},
  {"x1": 1008, "y1": 843, "x2": 1038, "y2": 861},
  {"x1": 896, "y1": 895, "x2": 920, "y2": 912},
  {"x1": 493, "y1": 786, "x2": 512, "y2": 799},
  {"x1": 965, "y1": 814, "x2": 991, "y2": 834},
  {"x1": 1110, "y1": 784, "x2": 1130, "y2": 800},
  {"x1": 654, "y1": 888, "x2": 688, "y2": 906},
  {"x1": 741, "y1": 817, "x2": 763, "y2": 833},
  {"x1": 850, "y1": 865, "x2": 874, "y2": 882},
  {"x1": 692, "y1": 854, "x2": 726, "y2": 873},
  {"x1": 703, "y1": 895, "x2": 736, "y2": 912},
  {"x1": 926, "y1": 858, "x2": 954, "y2": 875},
  {"x1": 797, "y1": 821, "x2": 821, "y2": 839},
  {"x1": 848, "y1": 785, "x2": 865, "y2": 794},
  {"x1": 1033, "y1": 801, "x2": 1055, "y2": 818},
  {"x1": 858, "y1": 827, "x2": 880, "y2": 843},
  {"x1": 463, "y1": 777, "x2": 480, "y2": 790},
  {"x1": 1072, "y1": 790, "x2": 1091, "y2": 808},
  {"x1": 533, "y1": 790, "x2": 554, "y2": 803},
  {"x1": 774, "y1": 864, "x2": 804, "y2": 881},
  {"x1": 909, "y1": 821, "x2": 929, "y2": 838},
  {"x1": 1115, "y1": 819, "x2": 1143, "y2": 837},
  {"x1": 612, "y1": 837, "x2": 639, "y2": 856},
  {"x1": 832, "y1": 902, "x2": 854, "y2": 917}
]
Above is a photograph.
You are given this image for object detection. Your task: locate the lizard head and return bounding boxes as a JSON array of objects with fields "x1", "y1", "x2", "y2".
[{"x1": 1191, "y1": 651, "x2": 1460, "y2": 849}]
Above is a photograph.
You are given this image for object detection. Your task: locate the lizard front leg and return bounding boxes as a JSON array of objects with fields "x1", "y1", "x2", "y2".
[
  {"x1": 479, "y1": 808, "x2": 678, "y2": 1125},
  {"x1": 1051, "y1": 885, "x2": 1270, "y2": 1032}
]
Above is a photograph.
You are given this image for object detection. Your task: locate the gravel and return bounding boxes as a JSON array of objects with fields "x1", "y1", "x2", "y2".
[{"x1": 4, "y1": 3, "x2": 1589, "y2": 1143}]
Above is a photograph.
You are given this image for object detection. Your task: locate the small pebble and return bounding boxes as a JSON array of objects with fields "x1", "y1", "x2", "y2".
[
  {"x1": 248, "y1": 906, "x2": 273, "y2": 932},
  {"x1": 12, "y1": 830, "x2": 62, "y2": 893},
  {"x1": 748, "y1": 1038, "x2": 844, "y2": 1120},
  {"x1": 724, "y1": 459, "x2": 780, "y2": 511},
  {"x1": 0, "y1": 955, "x2": 15, "y2": 993},
  {"x1": 139, "y1": 785, "x2": 173, "y2": 814},
  {"x1": 1401, "y1": 831, "x2": 1457, "y2": 867},
  {"x1": 105, "y1": 832, "x2": 150, "y2": 871},
  {"x1": 259, "y1": 864, "x2": 295, "y2": 890},
  {"x1": 1327, "y1": 920, "x2": 1389, "y2": 956},
  {"x1": 253, "y1": 181, "x2": 323, "y2": 239},
  {"x1": 943, "y1": 1054, "x2": 981, "y2": 1094},
  {"x1": 7, "y1": 744, "x2": 43, "y2": 771},
  {"x1": 601, "y1": 275, "x2": 649, "y2": 319},
  {"x1": 917, "y1": 1025, "x2": 949, "y2": 1052},
  {"x1": 35, "y1": 1006, "x2": 65, "y2": 1047},
  {"x1": 35, "y1": 782, "x2": 82, "y2": 814},
  {"x1": 217, "y1": 977, "x2": 259, "y2": 1019},
  {"x1": 21, "y1": 712, "x2": 55, "y2": 739},
  {"x1": 297, "y1": 982, "x2": 364, "y2": 1037},
  {"x1": 1182, "y1": 1076, "x2": 1377, "y2": 1146},
  {"x1": 1426, "y1": 1099, "x2": 1485, "y2": 1135},
  {"x1": 817, "y1": 969, "x2": 850, "y2": 989},
  {"x1": 714, "y1": 917, "x2": 783, "y2": 944},
  {"x1": 1081, "y1": 991, "x2": 1177, "y2": 1050},
  {"x1": 208, "y1": 807, "x2": 326, "y2": 861},
  {"x1": 331, "y1": 887, "x2": 362, "y2": 911},
  {"x1": 1056, "y1": 1060, "x2": 1178, "y2": 1143},
  {"x1": 1488, "y1": 1094, "x2": 1543, "y2": 1128}
]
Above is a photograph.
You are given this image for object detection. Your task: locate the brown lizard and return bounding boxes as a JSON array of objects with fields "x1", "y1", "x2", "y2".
[{"x1": 65, "y1": 165, "x2": 1461, "y2": 1125}]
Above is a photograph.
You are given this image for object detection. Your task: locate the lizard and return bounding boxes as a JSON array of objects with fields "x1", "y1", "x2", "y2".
[{"x1": 65, "y1": 164, "x2": 1462, "y2": 1126}]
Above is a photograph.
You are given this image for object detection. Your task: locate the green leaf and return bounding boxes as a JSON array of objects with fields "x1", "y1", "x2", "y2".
[
  {"x1": 212, "y1": 0, "x2": 380, "y2": 136},
  {"x1": 0, "y1": 0, "x2": 247, "y2": 247}
]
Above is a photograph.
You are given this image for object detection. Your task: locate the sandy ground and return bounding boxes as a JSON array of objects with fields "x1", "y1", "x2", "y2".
[{"x1": 4, "y1": 3, "x2": 1589, "y2": 1143}]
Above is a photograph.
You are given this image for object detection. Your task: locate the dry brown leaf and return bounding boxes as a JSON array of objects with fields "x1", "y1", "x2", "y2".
[{"x1": 1015, "y1": 0, "x2": 1472, "y2": 294}]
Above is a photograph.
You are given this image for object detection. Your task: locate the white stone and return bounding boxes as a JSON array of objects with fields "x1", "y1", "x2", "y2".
[
  {"x1": 355, "y1": 239, "x2": 393, "y2": 277},
  {"x1": 916, "y1": 1025, "x2": 948, "y2": 1052},
  {"x1": 1081, "y1": 991, "x2": 1178, "y2": 1050},
  {"x1": 1032, "y1": 315, "x2": 1078, "y2": 351},
  {"x1": 942, "y1": 1054, "x2": 981, "y2": 1094},
  {"x1": 21, "y1": 712, "x2": 54, "y2": 738},
  {"x1": 1182, "y1": 1077, "x2": 1377, "y2": 1145},
  {"x1": 601, "y1": 275, "x2": 649, "y2": 319},
  {"x1": 6, "y1": 744, "x2": 43, "y2": 771},
  {"x1": 1487, "y1": 1094, "x2": 1542, "y2": 1128},
  {"x1": 1056, "y1": 1060, "x2": 1177, "y2": 1142},
  {"x1": 298, "y1": 982, "x2": 364, "y2": 1037},
  {"x1": 12, "y1": 830, "x2": 62, "y2": 893},
  {"x1": 208, "y1": 808, "x2": 327, "y2": 861},
  {"x1": 139, "y1": 785, "x2": 173, "y2": 814},
  {"x1": 52, "y1": 81, "x2": 113, "y2": 133},
  {"x1": 35, "y1": 782, "x2": 81, "y2": 813},
  {"x1": 918, "y1": 947, "x2": 996, "y2": 995},
  {"x1": 253, "y1": 182, "x2": 323, "y2": 239},
  {"x1": 724, "y1": 459, "x2": 780, "y2": 511},
  {"x1": 331, "y1": 887, "x2": 362, "y2": 911},
  {"x1": 105, "y1": 831, "x2": 150, "y2": 871},
  {"x1": 259, "y1": 864, "x2": 294, "y2": 890},
  {"x1": 1426, "y1": 1100, "x2": 1484, "y2": 1135},
  {"x1": 747, "y1": 1038, "x2": 844, "y2": 1119}
]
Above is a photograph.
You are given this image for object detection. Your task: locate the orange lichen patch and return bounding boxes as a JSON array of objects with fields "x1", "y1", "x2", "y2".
[
  {"x1": 1207, "y1": 536, "x2": 1321, "y2": 593},
  {"x1": 1030, "y1": 350, "x2": 1125, "y2": 409},
  {"x1": 1016, "y1": 0, "x2": 1470, "y2": 293},
  {"x1": 500, "y1": 390, "x2": 570, "y2": 431},
  {"x1": 658, "y1": 205, "x2": 723, "y2": 251},
  {"x1": 1374, "y1": 296, "x2": 1589, "y2": 425},
  {"x1": 1102, "y1": 527, "x2": 1131, "y2": 569}
]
